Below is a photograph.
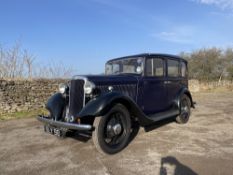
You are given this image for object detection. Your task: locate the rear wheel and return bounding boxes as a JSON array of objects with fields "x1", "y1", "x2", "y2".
[
  {"x1": 92, "y1": 104, "x2": 131, "y2": 154},
  {"x1": 176, "y1": 94, "x2": 191, "y2": 124}
]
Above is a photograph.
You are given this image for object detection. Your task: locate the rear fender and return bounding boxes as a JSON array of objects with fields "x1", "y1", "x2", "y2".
[{"x1": 175, "y1": 88, "x2": 195, "y2": 110}]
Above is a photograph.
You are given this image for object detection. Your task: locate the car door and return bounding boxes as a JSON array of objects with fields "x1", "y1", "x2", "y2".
[
  {"x1": 165, "y1": 58, "x2": 182, "y2": 108},
  {"x1": 142, "y1": 57, "x2": 168, "y2": 115}
]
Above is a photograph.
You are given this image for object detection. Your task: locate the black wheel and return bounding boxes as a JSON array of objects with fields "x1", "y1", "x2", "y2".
[
  {"x1": 176, "y1": 94, "x2": 191, "y2": 124},
  {"x1": 92, "y1": 104, "x2": 131, "y2": 154}
]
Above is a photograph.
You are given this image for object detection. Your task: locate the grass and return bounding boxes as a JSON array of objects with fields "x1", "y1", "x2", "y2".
[{"x1": 0, "y1": 108, "x2": 49, "y2": 121}]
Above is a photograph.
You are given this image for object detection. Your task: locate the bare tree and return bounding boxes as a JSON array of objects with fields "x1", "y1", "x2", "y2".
[
  {"x1": 35, "y1": 61, "x2": 74, "y2": 79},
  {"x1": 0, "y1": 43, "x2": 25, "y2": 79},
  {"x1": 23, "y1": 50, "x2": 35, "y2": 80},
  {"x1": 0, "y1": 42, "x2": 75, "y2": 79}
]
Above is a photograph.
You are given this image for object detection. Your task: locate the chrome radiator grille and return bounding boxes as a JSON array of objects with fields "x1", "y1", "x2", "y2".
[{"x1": 68, "y1": 79, "x2": 85, "y2": 117}]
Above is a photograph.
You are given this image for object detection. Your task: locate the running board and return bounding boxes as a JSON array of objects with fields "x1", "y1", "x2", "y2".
[{"x1": 147, "y1": 109, "x2": 179, "y2": 122}]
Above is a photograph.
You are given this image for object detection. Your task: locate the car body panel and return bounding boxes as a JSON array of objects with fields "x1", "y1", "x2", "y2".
[
  {"x1": 46, "y1": 93, "x2": 66, "y2": 121},
  {"x1": 38, "y1": 53, "x2": 194, "y2": 130},
  {"x1": 87, "y1": 75, "x2": 139, "y2": 102},
  {"x1": 141, "y1": 76, "x2": 167, "y2": 115}
]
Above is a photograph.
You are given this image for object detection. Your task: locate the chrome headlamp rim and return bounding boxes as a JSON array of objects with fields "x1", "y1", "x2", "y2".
[
  {"x1": 72, "y1": 76, "x2": 95, "y2": 95},
  {"x1": 58, "y1": 83, "x2": 68, "y2": 94},
  {"x1": 84, "y1": 80, "x2": 95, "y2": 94}
]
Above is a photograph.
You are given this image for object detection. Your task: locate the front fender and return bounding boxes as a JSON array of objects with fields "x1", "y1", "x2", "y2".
[
  {"x1": 77, "y1": 92, "x2": 151, "y2": 126},
  {"x1": 78, "y1": 92, "x2": 130, "y2": 117},
  {"x1": 46, "y1": 93, "x2": 66, "y2": 121}
]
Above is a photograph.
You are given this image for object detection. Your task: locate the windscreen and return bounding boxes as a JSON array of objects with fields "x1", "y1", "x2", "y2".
[{"x1": 105, "y1": 57, "x2": 144, "y2": 75}]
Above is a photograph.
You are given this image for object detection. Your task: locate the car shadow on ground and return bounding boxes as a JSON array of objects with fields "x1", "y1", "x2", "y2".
[
  {"x1": 66, "y1": 131, "x2": 92, "y2": 142},
  {"x1": 144, "y1": 118, "x2": 175, "y2": 132},
  {"x1": 65, "y1": 121, "x2": 141, "y2": 145},
  {"x1": 160, "y1": 156, "x2": 198, "y2": 175},
  {"x1": 65, "y1": 118, "x2": 176, "y2": 145}
]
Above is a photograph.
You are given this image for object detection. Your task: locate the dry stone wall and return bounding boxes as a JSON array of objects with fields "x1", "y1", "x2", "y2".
[
  {"x1": 0, "y1": 79, "x2": 233, "y2": 115},
  {"x1": 0, "y1": 79, "x2": 66, "y2": 115},
  {"x1": 189, "y1": 80, "x2": 233, "y2": 92}
]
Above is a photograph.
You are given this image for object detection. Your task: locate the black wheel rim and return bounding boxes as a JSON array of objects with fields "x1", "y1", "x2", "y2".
[
  {"x1": 181, "y1": 98, "x2": 190, "y2": 120},
  {"x1": 104, "y1": 111, "x2": 127, "y2": 147}
]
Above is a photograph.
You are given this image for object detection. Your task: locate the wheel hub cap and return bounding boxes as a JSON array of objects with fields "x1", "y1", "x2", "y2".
[{"x1": 112, "y1": 124, "x2": 122, "y2": 135}]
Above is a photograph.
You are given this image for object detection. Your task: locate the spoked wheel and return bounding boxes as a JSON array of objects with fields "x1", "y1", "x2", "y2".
[
  {"x1": 176, "y1": 94, "x2": 191, "y2": 124},
  {"x1": 92, "y1": 104, "x2": 131, "y2": 154}
]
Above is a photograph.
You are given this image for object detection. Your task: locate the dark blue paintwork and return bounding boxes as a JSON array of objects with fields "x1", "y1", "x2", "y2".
[
  {"x1": 84, "y1": 54, "x2": 190, "y2": 118},
  {"x1": 38, "y1": 53, "x2": 194, "y2": 130}
]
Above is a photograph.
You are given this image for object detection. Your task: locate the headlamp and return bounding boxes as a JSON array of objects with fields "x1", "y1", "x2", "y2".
[
  {"x1": 58, "y1": 83, "x2": 67, "y2": 94},
  {"x1": 84, "y1": 80, "x2": 95, "y2": 94}
]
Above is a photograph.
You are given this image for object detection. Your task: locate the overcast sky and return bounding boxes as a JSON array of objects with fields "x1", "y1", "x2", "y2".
[{"x1": 0, "y1": 0, "x2": 233, "y2": 74}]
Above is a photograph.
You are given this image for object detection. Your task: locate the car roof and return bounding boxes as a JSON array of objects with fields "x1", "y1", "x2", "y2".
[{"x1": 107, "y1": 53, "x2": 187, "y2": 63}]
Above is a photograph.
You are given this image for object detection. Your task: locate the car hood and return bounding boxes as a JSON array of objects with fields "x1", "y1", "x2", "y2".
[
  {"x1": 71, "y1": 74, "x2": 139, "y2": 101},
  {"x1": 84, "y1": 74, "x2": 139, "y2": 86}
]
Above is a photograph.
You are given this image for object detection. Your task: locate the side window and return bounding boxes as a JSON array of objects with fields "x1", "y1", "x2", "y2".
[
  {"x1": 167, "y1": 59, "x2": 179, "y2": 77},
  {"x1": 154, "y1": 59, "x2": 164, "y2": 76},
  {"x1": 181, "y1": 61, "x2": 187, "y2": 77},
  {"x1": 146, "y1": 58, "x2": 164, "y2": 77},
  {"x1": 146, "y1": 59, "x2": 153, "y2": 76}
]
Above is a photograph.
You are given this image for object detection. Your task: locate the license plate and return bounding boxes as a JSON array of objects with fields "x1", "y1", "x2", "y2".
[{"x1": 44, "y1": 125, "x2": 66, "y2": 137}]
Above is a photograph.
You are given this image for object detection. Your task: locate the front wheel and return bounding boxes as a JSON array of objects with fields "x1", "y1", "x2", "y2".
[
  {"x1": 176, "y1": 94, "x2": 191, "y2": 124},
  {"x1": 92, "y1": 104, "x2": 131, "y2": 154}
]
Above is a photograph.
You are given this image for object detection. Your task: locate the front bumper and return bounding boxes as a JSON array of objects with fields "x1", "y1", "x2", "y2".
[{"x1": 37, "y1": 116, "x2": 93, "y2": 131}]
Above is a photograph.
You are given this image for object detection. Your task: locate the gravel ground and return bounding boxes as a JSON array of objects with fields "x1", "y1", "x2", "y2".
[{"x1": 0, "y1": 92, "x2": 233, "y2": 175}]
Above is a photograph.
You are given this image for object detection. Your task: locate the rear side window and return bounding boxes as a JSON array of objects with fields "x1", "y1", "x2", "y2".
[
  {"x1": 181, "y1": 61, "x2": 187, "y2": 77},
  {"x1": 167, "y1": 59, "x2": 179, "y2": 77},
  {"x1": 146, "y1": 58, "x2": 164, "y2": 77}
]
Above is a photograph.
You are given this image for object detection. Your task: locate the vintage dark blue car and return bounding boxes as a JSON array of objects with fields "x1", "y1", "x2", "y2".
[{"x1": 38, "y1": 53, "x2": 195, "y2": 154}]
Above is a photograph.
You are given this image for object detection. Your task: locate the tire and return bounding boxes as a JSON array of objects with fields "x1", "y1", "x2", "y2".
[
  {"x1": 176, "y1": 94, "x2": 191, "y2": 124},
  {"x1": 92, "y1": 104, "x2": 132, "y2": 154}
]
